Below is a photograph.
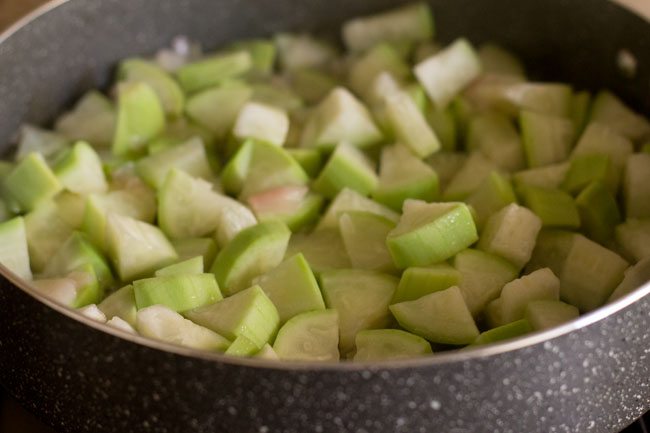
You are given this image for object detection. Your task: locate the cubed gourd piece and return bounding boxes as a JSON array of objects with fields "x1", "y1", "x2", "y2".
[
  {"x1": 134, "y1": 273, "x2": 221, "y2": 312},
  {"x1": 317, "y1": 188, "x2": 399, "y2": 231},
  {"x1": 313, "y1": 142, "x2": 378, "y2": 199},
  {"x1": 186, "y1": 81, "x2": 253, "y2": 138},
  {"x1": 98, "y1": 285, "x2": 137, "y2": 326},
  {"x1": 499, "y1": 268, "x2": 560, "y2": 324},
  {"x1": 176, "y1": 51, "x2": 252, "y2": 94},
  {"x1": 520, "y1": 110, "x2": 575, "y2": 168},
  {"x1": 575, "y1": 181, "x2": 621, "y2": 244},
  {"x1": 615, "y1": 219, "x2": 650, "y2": 262},
  {"x1": 4, "y1": 153, "x2": 62, "y2": 212},
  {"x1": 519, "y1": 185, "x2": 580, "y2": 229},
  {"x1": 561, "y1": 154, "x2": 617, "y2": 195},
  {"x1": 465, "y1": 171, "x2": 517, "y2": 229},
  {"x1": 273, "y1": 310, "x2": 340, "y2": 361},
  {"x1": 185, "y1": 285, "x2": 279, "y2": 348},
  {"x1": 384, "y1": 91, "x2": 441, "y2": 158},
  {"x1": 0, "y1": 217, "x2": 32, "y2": 280},
  {"x1": 478, "y1": 203, "x2": 542, "y2": 269},
  {"x1": 320, "y1": 269, "x2": 397, "y2": 355},
  {"x1": 254, "y1": 253, "x2": 325, "y2": 324},
  {"x1": 338, "y1": 211, "x2": 396, "y2": 272},
  {"x1": 443, "y1": 152, "x2": 497, "y2": 201},
  {"x1": 623, "y1": 153, "x2": 650, "y2": 219},
  {"x1": 414, "y1": 38, "x2": 482, "y2": 109},
  {"x1": 353, "y1": 329, "x2": 432, "y2": 361},
  {"x1": 387, "y1": 201, "x2": 478, "y2": 268},
  {"x1": 54, "y1": 141, "x2": 108, "y2": 194},
  {"x1": 472, "y1": 320, "x2": 532, "y2": 346},
  {"x1": 155, "y1": 256, "x2": 204, "y2": 277},
  {"x1": 232, "y1": 101, "x2": 289, "y2": 147},
  {"x1": 392, "y1": 264, "x2": 460, "y2": 304},
  {"x1": 390, "y1": 286, "x2": 479, "y2": 345},
  {"x1": 608, "y1": 258, "x2": 650, "y2": 302},
  {"x1": 119, "y1": 58, "x2": 185, "y2": 116},
  {"x1": 55, "y1": 92, "x2": 115, "y2": 147},
  {"x1": 589, "y1": 90, "x2": 650, "y2": 141},
  {"x1": 210, "y1": 221, "x2": 291, "y2": 296},
  {"x1": 525, "y1": 300, "x2": 579, "y2": 331},
  {"x1": 467, "y1": 113, "x2": 525, "y2": 172}
]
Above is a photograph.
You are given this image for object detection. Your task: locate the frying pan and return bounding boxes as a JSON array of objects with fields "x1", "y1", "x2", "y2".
[{"x1": 0, "y1": 0, "x2": 649, "y2": 432}]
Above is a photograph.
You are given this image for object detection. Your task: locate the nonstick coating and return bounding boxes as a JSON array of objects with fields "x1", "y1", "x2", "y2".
[{"x1": 0, "y1": 0, "x2": 649, "y2": 432}]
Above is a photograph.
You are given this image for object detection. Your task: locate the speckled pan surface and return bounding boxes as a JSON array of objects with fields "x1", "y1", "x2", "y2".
[{"x1": 0, "y1": 0, "x2": 649, "y2": 432}]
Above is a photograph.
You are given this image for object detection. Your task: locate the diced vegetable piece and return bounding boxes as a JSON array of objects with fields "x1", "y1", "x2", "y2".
[
  {"x1": 229, "y1": 39, "x2": 276, "y2": 75},
  {"x1": 186, "y1": 81, "x2": 253, "y2": 138},
  {"x1": 285, "y1": 228, "x2": 351, "y2": 272},
  {"x1": 473, "y1": 319, "x2": 532, "y2": 346},
  {"x1": 384, "y1": 91, "x2": 441, "y2": 158},
  {"x1": 290, "y1": 68, "x2": 338, "y2": 105},
  {"x1": 136, "y1": 137, "x2": 213, "y2": 189},
  {"x1": 176, "y1": 51, "x2": 252, "y2": 94},
  {"x1": 478, "y1": 203, "x2": 542, "y2": 269},
  {"x1": 392, "y1": 264, "x2": 460, "y2": 303},
  {"x1": 185, "y1": 285, "x2": 279, "y2": 348},
  {"x1": 232, "y1": 102, "x2": 289, "y2": 146},
  {"x1": 119, "y1": 58, "x2": 185, "y2": 116},
  {"x1": 24, "y1": 202, "x2": 73, "y2": 272},
  {"x1": 211, "y1": 221, "x2": 291, "y2": 295},
  {"x1": 31, "y1": 267, "x2": 100, "y2": 308},
  {"x1": 317, "y1": 188, "x2": 399, "y2": 231},
  {"x1": 342, "y1": 2, "x2": 433, "y2": 52},
  {"x1": 254, "y1": 253, "x2": 325, "y2": 323},
  {"x1": 354, "y1": 329, "x2": 432, "y2": 361},
  {"x1": 484, "y1": 298, "x2": 503, "y2": 329},
  {"x1": 526, "y1": 229, "x2": 576, "y2": 276},
  {"x1": 54, "y1": 141, "x2": 108, "y2": 194},
  {"x1": 477, "y1": 44, "x2": 525, "y2": 78},
  {"x1": 222, "y1": 140, "x2": 309, "y2": 199},
  {"x1": 338, "y1": 211, "x2": 395, "y2": 272},
  {"x1": 134, "y1": 273, "x2": 221, "y2": 312},
  {"x1": 77, "y1": 304, "x2": 107, "y2": 322},
  {"x1": 616, "y1": 219, "x2": 650, "y2": 262},
  {"x1": 112, "y1": 82, "x2": 166, "y2": 156},
  {"x1": 590, "y1": 90, "x2": 650, "y2": 141},
  {"x1": 248, "y1": 186, "x2": 323, "y2": 231},
  {"x1": 137, "y1": 305, "x2": 230, "y2": 351},
  {"x1": 255, "y1": 343, "x2": 280, "y2": 360},
  {"x1": 225, "y1": 335, "x2": 260, "y2": 357},
  {"x1": 499, "y1": 268, "x2": 560, "y2": 324},
  {"x1": 390, "y1": 286, "x2": 479, "y2": 345},
  {"x1": 453, "y1": 249, "x2": 519, "y2": 316},
  {"x1": 443, "y1": 152, "x2": 497, "y2": 201},
  {"x1": 387, "y1": 201, "x2": 478, "y2": 268},
  {"x1": 55, "y1": 92, "x2": 115, "y2": 147},
  {"x1": 98, "y1": 285, "x2": 136, "y2": 326},
  {"x1": 300, "y1": 87, "x2": 383, "y2": 150},
  {"x1": 560, "y1": 234, "x2": 629, "y2": 312},
  {"x1": 105, "y1": 213, "x2": 178, "y2": 281},
  {"x1": 155, "y1": 256, "x2": 204, "y2": 277},
  {"x1": 525, "y1": 300, "x2": 579, "y2": 331},
  {"x1": 348, "y1": 44, "x2": 409, "y2": 102},
  {"x1": 275, "y1": 33, "x2": 337, "y2": 71},
  {"x1": 608, "y1": 258, "x2": 650, "y2": 302},
  {"x1": 520, "y1": 111, "x2": 575, "y2": 168},
  {"x1": 320, "y1": 269, "x2": 397, "y2": 355},
  {"x1": 415, "y1": 38, "x2": 481, "y2": 109},
  {"x1": 4, "y1": 153, "x2": 62, "y2": 212},
  {"x1": 287, "y1": 148, "x2": 323, "y2": 177},
  {"x1": 273, "y1": 310, "x2": 340, "y2": 361},
  {"x1": 503, "y1": 83, "x2": 572, "y2": 118},
  {"x1": 561, "y1": 154, "x2": 617, "y2": 195},
  {"x1": 250, "y1": 83, "x2": 303, "y2": 112},
  {"x1": 42, "y1": 232, "x2": 114, "y2": 289},
  {"x1": 158, "y1": 169, "x2": 256, "y2": 243},
  {"x1": 623, "y1": 153, "x2": 650, "y2": 219},
  {"x1": 313, "y1": 142, "x2": 378, "y2": 199},
  {"x1": 576, "y1": 182, "x2": 621, "y2": 244},
  {"x1": 519, "y1": 185, "x2": 580, "y2": 229},
  {"x1": 513, "y1": 162, "x2": 569, "y2": 190},
  {"x1": 465, "y1": 171, "x2": 517, "y2": 229},
  {"x1": 372, "y1": 145, "x2": 438, "y2": 211},
  {"x1": 0, "y1": 217, "x2": 32, "y2": 280},
  {"x1": 571, "y1": 123, "x2": 633, "y2": 172},
  {"x1": 467, "y1": 113, "x2": 525, "y2": 171}
]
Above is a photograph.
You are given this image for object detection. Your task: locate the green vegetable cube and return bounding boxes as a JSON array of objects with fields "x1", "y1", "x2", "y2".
[
  {"x1": 119, "y1": 58, "x2": 185, "y2": 116},
  {"x1": 525, "y1": 300, "x2": 579, "y2": 331},
  {"x1": 467, "y1": 113, "x2": 525, "y2": 172},
  {"x1": 98, "y1": 285, "x2": 136, "y2": 326},
  {"x1": 615, "y1": 219, "x2": 650, "y2": 262},
  {"x1": 589, "y1": 90, "x2": 650, "y2": 141},
  {"x1": 24, "y1": 201, "x2": 73, "y2": 272},
  {"x1": 571, "y1": 122, "x2": 633, "y2": 171},
  {"x1": 313, "y1": 142, "x2": 378, "y2": 199},
  {"x1": 623, "y1": 153, "x2": 650, "y2": 219},
  {"x1": 55, "y1": 92, "x2": 115, "y2": 147},
  {"x1": 353, "y1": 329, "x2": 432, "y2": 361},
  {"x1": 561, "y1": 154, "x2": 617, "y2": 195},
  {"x1": 499, "y1": 268, "x2": 560, "y2": 324},
  {"x1": 390, "y1": 286, "x2": 479, "y2": 345},
  {"x1": 185, "y1": 285, "x2": 279, "y2": 348},
  {"x1": 575, "y1": 181, "x2": 621, "y2": 244},
  {"x1": 54, "y1": 141, "x2": 108, "y2": 194},
  {"x1": 176, "y1": 51, "x2": 252, "y2": 94},
  {"x1": 155, "y1": 256, "x2": 204, "y2": 277},
  {"x1": 387, "y1": 201, "x2": 478, "y2": 268},
  {"x1": 338, "y1": 211, "x2": 396, "y2": 272},
  {"x1": 348, "y1": 43, "x2": 409, "y2": 102},
  {"x1": 519, "y1": 185, "x2": 580, "y2": 229},
  {"x1": 186, "y1": 81, "x2": 253, "y2": 138},
  {"x1": 465, "y1": 171, "x2": 517, "y2": 229},
  {"x1": 392, "y1": 264, "x2": 460, "y2": 304},
  {"x1": 254, "y1": 253, "x2": 325, "y2": 323},
  {"x1": 4, "y1": 153, "x2": 62, "y2": 212},
  {"x1": 608, "y1": 258, "x2": 650, "y2": 302},
  {"x1": 273, "y1": 310, "x2": 340, "y2": 361},
  {"x1": 0, "y1": 217, "x2": 32, "y2": 280},
  {"x1": 442, "y1": 152, "x2": 497, "y2": 201},
  {"x1": 285, "y1": 228, "x2": 352, "y2": 272},
  {"x1": 472, "y1": 320, "x2": 532, "y2": 346},
  {"x1": 520, "y1": 110, "x2": 575, "y2": 168},
  {"x1": 384, "y1": 91, "x2": 441, "y2": 158},
  {"x1": 134, "y1": 273, "x2": 221, "y2": 312},
  {"x1": 211, "y1": 221, "x2": 291, "y2": 295},
  {"x1": 232, "y1": 101, "x2": 289, "y2": 147},
  {"x1": 317, "y1": 188, "x2": 399, "y2": 231}
]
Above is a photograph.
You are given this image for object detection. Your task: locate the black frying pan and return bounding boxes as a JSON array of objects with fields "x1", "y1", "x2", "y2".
[{"x1": 0, "y1": 0, "x2": 649, "y2": 432}]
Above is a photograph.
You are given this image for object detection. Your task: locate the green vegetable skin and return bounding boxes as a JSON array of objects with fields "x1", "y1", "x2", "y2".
[{"x1": 3, "y1": 1, "x2": 650, "y2": 362}]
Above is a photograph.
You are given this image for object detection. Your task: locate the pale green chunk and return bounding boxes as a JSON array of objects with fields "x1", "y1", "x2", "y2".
[
  {"x1": 354, "y1": 329, "x2": 432, "y2": 361},
  {"x1": 525, "y1": 300, "x2": 579, "y2": 331},
  {"x1": 0, "y1": 217, "x2": 32, "y2": 280},
  {"x1": 273, "y1": 310, "x2": 340, "y2": 362}
]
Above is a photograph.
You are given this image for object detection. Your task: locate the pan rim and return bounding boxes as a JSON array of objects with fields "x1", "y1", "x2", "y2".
[{"x1": 0, "y1": 0, "x2": 649, "y2": 372}]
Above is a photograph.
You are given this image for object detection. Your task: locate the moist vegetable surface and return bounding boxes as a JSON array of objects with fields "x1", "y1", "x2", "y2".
[{"x1": 0, "y1": 2, "x2": 649, "y2": 362}]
